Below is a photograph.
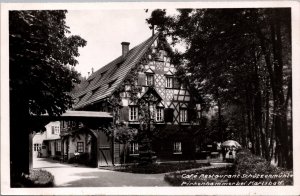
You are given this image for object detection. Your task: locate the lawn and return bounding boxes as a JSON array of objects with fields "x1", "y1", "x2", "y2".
[{"x1": 100, "y1": 162, "x2": 210, "y2": 174}]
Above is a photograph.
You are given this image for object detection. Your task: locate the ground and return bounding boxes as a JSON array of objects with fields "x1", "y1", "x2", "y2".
[{"x1": 33, "y1": 158, "x2": 169, "y2": 187}]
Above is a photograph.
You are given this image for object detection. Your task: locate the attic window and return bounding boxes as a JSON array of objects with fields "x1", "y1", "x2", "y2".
[
  {"x1": 78, "y1": 93, "x2": 86, "y2": 102},
  {"x1": 108, "y1": 79, "x2": 117, "y2": 88},
  {"x1": 92, "y1": 86, "x2": 100, "y2": 95},
  {"x1": 101, "y1": 71, "x2": 107, "y2": 77}
]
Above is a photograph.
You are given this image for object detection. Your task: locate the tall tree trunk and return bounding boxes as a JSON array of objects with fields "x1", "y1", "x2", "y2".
[{"x1": 10, "y1": 94, "x2": 30, "y2": 186}]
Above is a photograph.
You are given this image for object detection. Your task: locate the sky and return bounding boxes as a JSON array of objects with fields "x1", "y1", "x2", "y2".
[{"x1": 65, "y1": 10, "x2": 154, "y2": 78}]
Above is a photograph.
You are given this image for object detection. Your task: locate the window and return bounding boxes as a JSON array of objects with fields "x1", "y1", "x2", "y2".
[
  {"x1": 166, "y1": 77, "x2": 173, "y2": 88},
  {"x1": 173, "y1": 142, "x2": 182, "y2": 154},
  {"x1": 180, "y1": 108, "x2": 188, "y2": 122},
  {"x1": 156, "y1": 107, "x2": 164, "y2": 122},
  {"x1": 196, "y1": 104, "x2": 201, "y2": 119},
  {"x1": 129, "y1": 106, "x2": 138, "y2": 121},
  {"x1": 33, "y1": 143, "x2": 41, "y2": 151},
  {"x1": 145, "y1": 74, "x2": 154, "y2": 86},
  {"x1": 51, "y1": 126, "x2": 60, "y2": 134},
  {"x1": 55, "y1": 141, "x2": 61, "y2": 152},
  {"x1": 129, "y1": 142, "x2": 139, "y2": 155},
  {"x1": 77, "y1": 142, "x2": 84, "y2": 153}
]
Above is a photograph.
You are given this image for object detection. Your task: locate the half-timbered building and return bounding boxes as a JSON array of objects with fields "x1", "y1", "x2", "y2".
[{"x1": 64, "y1": 33, "x2": 204, "y2": 166}]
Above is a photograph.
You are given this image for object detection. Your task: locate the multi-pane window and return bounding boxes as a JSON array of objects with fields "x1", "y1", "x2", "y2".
[
  {"x1": 156, "y1": 107, "x2": 164, "y2": 122},
  {"x1": 51, "y1": 126, "x2": 60, "y2": 134},
  {"x1": 145, "y1": 74, "x2": 154, "y2": 86},
  {"x1": 173, "y1": 142, "x2": 182, "y2": 154},
  {"x1": 129, "y1": 106, "x2": 138, "y2": 121},
  {"x1": 166, "y1": 77, "x2": 173, "y2": 88},
  {"x1": 55, "y1": 141, "x2": 61, "y2": 152},
  {"x1": 129, "y1": 142, "x2": 139, "y2": 155},
  {"x1": 180, "y1": 108, "x2": 188, "y2": 122},
  {"x1": 77, "y1": 142, "x2": 84, "y2": 153},
  {"x1": 34, "y1": 143, "x2": 41, "y2": 151}
]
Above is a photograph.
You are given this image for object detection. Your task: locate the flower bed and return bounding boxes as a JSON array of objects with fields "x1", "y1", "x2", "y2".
[{"x1": 22, "y1": 169, "x2": 54, "y2": 187}]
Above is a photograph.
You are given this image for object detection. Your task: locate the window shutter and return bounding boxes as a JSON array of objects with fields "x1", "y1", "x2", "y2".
[
  {"x1": 164, "y1": 108, "x2": 174, "y2": 122},
  {"x1": 137, "y1": 73, "x2": 146, "y2": 86},
  {"x1": 188, "y1": 108, "x2": 197, "y2": 122},
  {"x1": 120, "y1": 106, "x2": 129, "y2": 121},
  {"x1": 173, "y1": 78, "x2": 180, "y2": 89}
]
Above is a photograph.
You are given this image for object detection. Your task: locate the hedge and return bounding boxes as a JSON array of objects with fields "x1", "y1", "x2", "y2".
[{"x1": 233, "y1": 149, "x2": 293, "y2": 185}]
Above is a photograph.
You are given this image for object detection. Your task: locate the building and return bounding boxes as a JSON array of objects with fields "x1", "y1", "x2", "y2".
[
  {"x1": 32, "y1": 121, "x2": 61, "y2": 158},
  {"x1": 62, "y1": 33, "x2": 205, "y2": 166}
]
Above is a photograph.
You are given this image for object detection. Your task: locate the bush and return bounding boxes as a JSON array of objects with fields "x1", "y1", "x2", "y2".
[
  {"x1": 22, "y1": 169, "x2": 54, "y2": 187},
  {"x1": 164, "y1": 149, "x2": 293, "y2": 186},
  {"x1": 234, "y1": 149, "x2": 293, "y2": 185}
]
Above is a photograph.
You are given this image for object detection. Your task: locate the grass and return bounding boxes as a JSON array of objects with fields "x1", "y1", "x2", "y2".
[{"x1": 100, "y1": 162, "x2": 210, "y2": 174}]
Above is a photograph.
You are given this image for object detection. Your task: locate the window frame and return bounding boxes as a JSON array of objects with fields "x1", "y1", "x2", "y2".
[
  {"x1": 156, "y1": 107, "x2": 164, "y2": 122},
  {"x1": 77, "y1": 142, "x2": 84, "y2": 153},
  {"x1": 145, "y1": 74, "x2": 154, "y2": 86},
  {"x1": 55, "y1": 141, "x2": 61, "y2": 152},
  {"x1": 165, "y1": 76, "x2": 173, "y2": 88},
  {"x1": 129, "y1": 106, "x2": 139, "y2": 121},
  {"x1": 173, "y1": 142, "x2": 182, "y2": 154},
  {"x1": 129, "y1": 142, "x2": 139, "y2": 155},
  {"x1": 180, "y1": 108, "x2": 188, "y2": 122}
]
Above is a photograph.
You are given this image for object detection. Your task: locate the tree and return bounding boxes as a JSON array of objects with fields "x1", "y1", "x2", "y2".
[
  {"x1": 9, "y1": 10, "x2": 86, "y2": 185},
  {"x1": 147, "y1": 8, "x2": 292, "y2": 169}
]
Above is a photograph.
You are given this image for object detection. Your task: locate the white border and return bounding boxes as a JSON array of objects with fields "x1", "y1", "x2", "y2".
[{"x1": 1, "y1": 1, "x2": 300, "y2": 195}]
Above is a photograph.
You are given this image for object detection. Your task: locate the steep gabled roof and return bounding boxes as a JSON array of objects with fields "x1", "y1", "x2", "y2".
[{"x1": 73, "y1": 33, "x2": 159, "y2": 109}]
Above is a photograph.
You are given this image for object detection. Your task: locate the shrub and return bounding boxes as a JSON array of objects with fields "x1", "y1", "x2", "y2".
[
  {"x1": 234, "y1": 149, "x2": 293, "y2": 185},
  {"x1": 22, "y1": 169, "x2": 54, "y2": 187}
]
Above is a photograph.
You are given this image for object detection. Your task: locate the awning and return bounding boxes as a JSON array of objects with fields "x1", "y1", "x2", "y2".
[
  {"x1": 61, "y1": 110, "x2": 112, "y2": 118},
  {"x1": 30, "y1": 110, "x2": 113, "y2": 120}
]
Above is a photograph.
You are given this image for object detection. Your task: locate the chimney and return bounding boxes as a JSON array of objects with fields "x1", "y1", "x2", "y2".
[{"x1": 121, "y1": 42, "x2": 130, "y2": 57}]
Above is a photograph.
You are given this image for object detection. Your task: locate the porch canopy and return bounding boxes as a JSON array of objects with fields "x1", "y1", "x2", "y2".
[{"x1": 29, "y1": 110, "x2": 113, "y2": 130}]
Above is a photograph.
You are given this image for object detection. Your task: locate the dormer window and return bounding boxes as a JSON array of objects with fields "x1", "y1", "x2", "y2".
[
  {"x1": 145, "y1": 74, "x2": 154, "y2": 86},
  {"x1": 108, "y1": 79, "x2": 117, "y2": 88}
]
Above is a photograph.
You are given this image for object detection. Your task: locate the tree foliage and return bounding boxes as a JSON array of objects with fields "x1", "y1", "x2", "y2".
[
  {"x1": 9, "y1": 10, "x2": 86, "y2": 183},
  {"x1": 10, "y1": 10, "x2": 87, "y2": 116},
  {"x1": 147, "y1": 8, "x2": 292, "y2": 169}
]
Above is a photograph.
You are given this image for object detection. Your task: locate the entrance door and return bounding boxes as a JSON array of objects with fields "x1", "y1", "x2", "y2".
[{"x1": 98, "y1": 131, "x2": 112, "y2": 166}]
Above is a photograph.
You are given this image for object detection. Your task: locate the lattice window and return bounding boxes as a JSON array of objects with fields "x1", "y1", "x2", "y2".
[
  {"x1": 173, "y1": 142, "x2": 182, "y2": 154},
  {"x1": 166, "y1": 77, "x2": 173, "y2": 88},
  {"x1": 145, "y1": 74, "x2": 154, "y2": 86},
  {"x1": 156, "y1": 107, "x2": 164, "y2": 122},
  {"x1": 129, "y1": 106, "x2": 138, "y2": 121},
  {"x1": 77, "y1": 142, "x2": 84, "y2": 153},
  {"x1": 129, "y1": 142, "x2": 139, "y2": 155},
  {"x1": 180, "y1": 108, "x2": 188, "y2": 122}
]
